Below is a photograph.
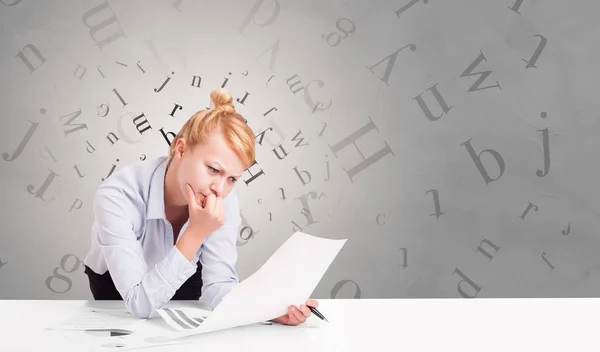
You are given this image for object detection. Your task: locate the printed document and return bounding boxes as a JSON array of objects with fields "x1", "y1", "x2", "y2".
[{"x1": 160, "y1": 231, "x2": 347, "y2": 338}]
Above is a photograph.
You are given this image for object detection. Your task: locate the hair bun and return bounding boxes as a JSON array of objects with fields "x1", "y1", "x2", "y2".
[{"x1": 210, "y1": 88, "x2": 235, "y2": 113}]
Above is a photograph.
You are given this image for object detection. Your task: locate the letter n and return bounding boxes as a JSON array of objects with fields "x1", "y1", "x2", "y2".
[{"x1": 15, "y1": 44, "x2": 46, "y2": 74}]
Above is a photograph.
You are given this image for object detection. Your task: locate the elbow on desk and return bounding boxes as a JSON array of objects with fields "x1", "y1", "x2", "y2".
[
  {"x1": 123, "y1": 294, "x2": 154, "y2": 319},
  {"x1": 126, "y1": 302, "x2": 152, "y2": 319}
]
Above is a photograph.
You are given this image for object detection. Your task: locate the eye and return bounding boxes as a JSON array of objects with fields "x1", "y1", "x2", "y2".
[
  {"x1": 208, "y1": 166, "x2": 219, "y2": 174},
  {"x1": 229, "y1": 177, "x2": 238, "y2": 183}
]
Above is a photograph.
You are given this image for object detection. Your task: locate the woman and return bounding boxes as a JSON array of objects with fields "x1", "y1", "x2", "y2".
[{"x1": 83, "y1": 88, "x2": 318, "y2": 325}]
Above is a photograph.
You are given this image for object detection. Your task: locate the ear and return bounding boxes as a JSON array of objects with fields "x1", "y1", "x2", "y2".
[{"x1": 175, "y1": 138, "x2": 187, "y2": 158}]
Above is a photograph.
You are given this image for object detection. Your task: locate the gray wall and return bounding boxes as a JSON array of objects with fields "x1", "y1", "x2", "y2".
[{"x1": 1, "y1": 0, "x2": 599, "y2": 300}]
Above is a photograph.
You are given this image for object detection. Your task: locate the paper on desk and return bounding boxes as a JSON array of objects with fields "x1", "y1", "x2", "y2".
[
  {"x1": 155, "y1": 307, "x2": 275, "y2": 331},
  {"x1": 46, "y1": 307, "x2": 145, "y2": 333},
  {"x1": 60, "y1": 329, "x2": 192, "y2": 352},
  {"x1": 155, "y1": 307, "x2": 211, "y2": 330},
  {"x1": 162, "y1": 231, "x2": 347, "y2": 339}
]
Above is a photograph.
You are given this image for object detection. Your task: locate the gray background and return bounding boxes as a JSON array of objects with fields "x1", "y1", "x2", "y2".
[{"x1": 1, "y1": 0, "x2": 599, "y2": 300}]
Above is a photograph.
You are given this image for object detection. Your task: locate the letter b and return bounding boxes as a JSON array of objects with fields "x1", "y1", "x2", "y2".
[{"x1": 460, "y1": 138, "x2": 505, "y2": 185}]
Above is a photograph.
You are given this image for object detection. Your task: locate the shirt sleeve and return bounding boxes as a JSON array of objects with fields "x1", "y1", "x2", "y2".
[
  {"x1": 93, "y1": 186, "x2": 198, "y2": 319},
  {"x1": 199, "y1": 190, "x2": 242, "y2": 309}
]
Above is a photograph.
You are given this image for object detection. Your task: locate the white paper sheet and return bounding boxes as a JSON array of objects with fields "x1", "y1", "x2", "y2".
[
  {"x1": 155, "y1": 307, "x2": 275, "y2": 331},
  {"x1": 60, "y1": 330, "x2": 193, "y2": 352},
  {"x1": 162, "y1": 231, "x2": 347, "y2": 339},
  {"x1": 46, "y1": 307, "x2": 146, "y2": 333},
  {"x1": 48, "y1": 308, "x2": 195, "y2": 351}
]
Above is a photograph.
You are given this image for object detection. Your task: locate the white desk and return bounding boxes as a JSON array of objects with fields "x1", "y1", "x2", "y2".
[{"x1": 0, "y1": 298, "x2": 597, "y2": 351}]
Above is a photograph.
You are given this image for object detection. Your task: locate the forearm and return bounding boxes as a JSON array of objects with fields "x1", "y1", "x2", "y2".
[
  {"x1": 176, "y1": 228, "x2": 208, "y2": 261},
  {"x1": 125, "y1": 230, "x2": 208, "y2": 318},
  {"x1": 120, "y1": 246, "x2": 198, "y2": 318},
  {"x1": 197, "y1": 223, "x2": 240, "y2": 310}
]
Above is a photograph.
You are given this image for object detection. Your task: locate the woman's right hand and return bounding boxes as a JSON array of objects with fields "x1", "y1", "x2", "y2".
[{"x1": 182, "y1": 183, "x2": 224, "y2": 243}]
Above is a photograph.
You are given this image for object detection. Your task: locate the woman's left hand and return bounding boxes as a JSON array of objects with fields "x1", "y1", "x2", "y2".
[{"x1": 270, "y1": 299, "x2": 318, "y2": 326}]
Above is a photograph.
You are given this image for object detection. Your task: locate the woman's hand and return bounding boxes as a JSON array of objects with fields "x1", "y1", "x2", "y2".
[
  {"x1": 177, "y1": 183, "x2": 224, "y2": 260},
  {"x1": 185, "y1": 183, "x2": 224, "y2": 237},
  {"x1": 270, "y1": 300, "x2": 319, "y2": 326},
  {"x1": 177, "y1": 184, "x2": 224, "y2": 258}
]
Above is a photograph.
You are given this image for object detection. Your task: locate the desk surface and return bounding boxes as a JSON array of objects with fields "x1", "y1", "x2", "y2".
[{"x1": 0, "y1": 298, "x2": 597, "y2": 351}]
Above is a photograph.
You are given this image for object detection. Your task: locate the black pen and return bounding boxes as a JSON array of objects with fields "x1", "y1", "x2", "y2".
[{"x1": 308, "y1": 305, "x2": 329, "y2": 323}]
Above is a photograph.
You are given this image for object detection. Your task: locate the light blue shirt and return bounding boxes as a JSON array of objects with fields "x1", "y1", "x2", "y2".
[{"x1": 84, "y1": 156, "x2": 241, "y2": 318}]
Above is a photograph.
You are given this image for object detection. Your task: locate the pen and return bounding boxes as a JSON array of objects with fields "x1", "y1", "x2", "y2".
[{"x1": 308, "y1": 305, "x2": 329, "y2": 323}]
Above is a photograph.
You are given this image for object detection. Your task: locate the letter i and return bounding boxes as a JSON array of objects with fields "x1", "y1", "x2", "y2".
[
  {"x1": 102, "y1": 159, "x2": 120, "y2": 181},
  {"x1": 221, "y1": 72, "x2": 232, "y2": 88}
]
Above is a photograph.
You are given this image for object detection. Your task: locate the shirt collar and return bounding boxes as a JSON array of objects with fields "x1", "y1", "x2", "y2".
[{"x1": 146, "y1": 156, "x2": 169, "y2": 220}]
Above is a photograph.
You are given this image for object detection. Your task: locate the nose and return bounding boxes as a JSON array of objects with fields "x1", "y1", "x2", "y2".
[{"x1": 210, "y1": 178, "x2": 226, "y2": 197}]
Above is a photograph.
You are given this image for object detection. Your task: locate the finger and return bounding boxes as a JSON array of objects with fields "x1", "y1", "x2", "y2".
[
  {"x1": 299, "y1": 304, "x2": 311, "y2": 318},
  {"x1": 215, "y1": 197, "x2": 224, "y2": 222},
  {"x1": 306, "y1": 299, "x2": 318, "y2": 309},
  {"x1": 294, "y1": 306, "x2": 307, "y2": 323},
  {"x1": 271, "y1": 315, "x2": 287, "y2": 325},
  {"x1": 290, "y1": 305, "x2": 306, "y2": 324},
  {"x1": 210, "y1": 194, "x2": 219, "y2": 215},
  {"x1": 185, "y1": 184, "x2": 198, "y2": 208},
  {"x1": 204, "y1": 194, "x2": 216, "y2": 212},
  {"x1": 286, "y1": 306, "x2": 299, "y2": 325}
]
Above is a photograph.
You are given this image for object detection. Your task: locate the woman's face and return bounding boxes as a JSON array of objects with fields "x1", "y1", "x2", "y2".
[{"x1": 175, "y1": 129, "x2": 246, "y2": 206}]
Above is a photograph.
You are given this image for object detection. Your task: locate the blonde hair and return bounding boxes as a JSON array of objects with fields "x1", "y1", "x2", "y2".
[{"x1": 168, "y1": 88, "x2": 255, "y2": 169}]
